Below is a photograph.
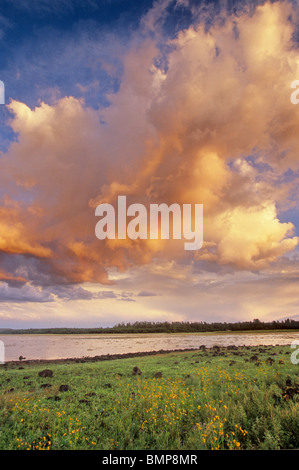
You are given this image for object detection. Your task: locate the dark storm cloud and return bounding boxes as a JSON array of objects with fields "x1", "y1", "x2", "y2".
[
  {"x1": 137, "y1": 290, "x2": 158, "y2": 297},
  {"x1": 0, "y1": 282, "x2": 54, "y2": 303}
]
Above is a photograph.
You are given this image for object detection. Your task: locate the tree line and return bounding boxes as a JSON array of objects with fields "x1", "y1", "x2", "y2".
[{"x1": 0, "y1": 318, "x2": 298, "y2": 334}]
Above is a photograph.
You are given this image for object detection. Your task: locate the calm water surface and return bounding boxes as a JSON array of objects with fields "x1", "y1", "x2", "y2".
[{"x1": 1, "y1": 331, "x2": 299, "y2": 362}]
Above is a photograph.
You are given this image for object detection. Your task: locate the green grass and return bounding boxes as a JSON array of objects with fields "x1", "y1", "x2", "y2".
[{"x1": 0, "y1": 345, "x2": 298, "y2": 450}]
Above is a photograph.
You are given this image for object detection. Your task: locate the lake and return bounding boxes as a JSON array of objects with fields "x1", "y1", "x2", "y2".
[{"x1": 1, "y1": 331, "x2": 299, "y2": 362}]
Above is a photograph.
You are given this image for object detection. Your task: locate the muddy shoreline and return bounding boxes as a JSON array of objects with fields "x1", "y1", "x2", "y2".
[{"x1": 1, "y1": 343, "x2": 278, "y2": 368}]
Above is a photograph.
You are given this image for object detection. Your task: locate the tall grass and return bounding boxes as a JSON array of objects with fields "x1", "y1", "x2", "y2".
[{"x1": 0, "y1": 345, "x2": 298, "y2": 450}]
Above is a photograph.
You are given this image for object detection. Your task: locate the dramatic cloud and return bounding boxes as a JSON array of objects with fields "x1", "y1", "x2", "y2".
[
  {"x1": 0, "y1": 0, "x2": 299, "y2": 323},
  {"x1": 91, "y1": 1, "x2": 299, "y2": 269}
]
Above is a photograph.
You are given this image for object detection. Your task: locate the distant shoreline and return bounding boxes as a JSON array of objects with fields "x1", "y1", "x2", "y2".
[
  {"x1": 1, "y1": 319, "x2": 299, "y2": 336},
  {"x1": 1, "y1": 328, "x2": 299, "y2": 336},
  {"x1": 0, "y1": 343, "x2": 282, "y2": 368}
]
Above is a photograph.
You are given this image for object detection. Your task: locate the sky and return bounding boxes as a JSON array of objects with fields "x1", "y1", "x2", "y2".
[{"x1": 0, "y1": 0, "x2": 299, "y2": 328}]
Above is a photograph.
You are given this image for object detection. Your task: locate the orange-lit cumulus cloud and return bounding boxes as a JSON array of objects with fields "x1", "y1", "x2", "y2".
[{"x1": 1, "y1": 0, "x2": 299, "y2": 288}]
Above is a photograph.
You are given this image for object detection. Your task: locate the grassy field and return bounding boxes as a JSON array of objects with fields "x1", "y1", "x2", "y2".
[{"x1": 0, "y1": 344, "x2": 298, "y2": 450}]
